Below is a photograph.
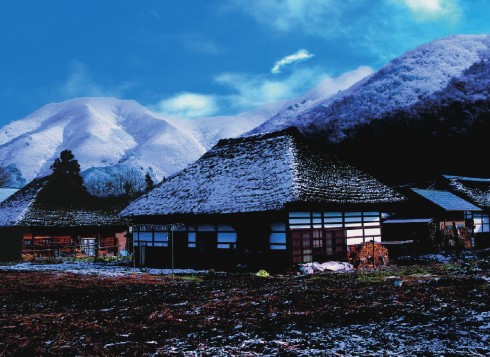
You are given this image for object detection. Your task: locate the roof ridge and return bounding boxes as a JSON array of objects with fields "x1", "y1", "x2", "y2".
[{"x1": 216, "y1": 126, "x2": 302, "y2": 148}]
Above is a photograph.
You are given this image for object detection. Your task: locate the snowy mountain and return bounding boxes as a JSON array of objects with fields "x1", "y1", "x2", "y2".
[
  {"x1": 0, "y1": 97, "x2": 275, "y2": 188},
  {"x1": 251, "y1": 34, "x2": 490, "y2": 183}
]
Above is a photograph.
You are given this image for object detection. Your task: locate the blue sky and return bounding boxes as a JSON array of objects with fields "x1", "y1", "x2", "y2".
[{"x1": 1, "y1": 0, "x2": 490, "y2": 125}]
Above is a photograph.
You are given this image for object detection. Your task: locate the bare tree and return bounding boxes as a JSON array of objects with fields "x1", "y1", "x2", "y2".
[
  {"x1": 85, "y1": 168, "x2": 145, "y2": 197},
  {"x1": 0, "y1": 166, "x2": 10, "y2": 187}
]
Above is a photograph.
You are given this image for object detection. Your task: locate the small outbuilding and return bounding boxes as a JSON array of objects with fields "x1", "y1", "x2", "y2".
[
  {"x1": 0, "y1": 176, "x2": 129, "y2": 261},
  {"x1": 438, "y1": 175, "x2": 490, "y2": 247},
  {"x1": 121, "y1": 127, "x2": 405, "y2": 270}
]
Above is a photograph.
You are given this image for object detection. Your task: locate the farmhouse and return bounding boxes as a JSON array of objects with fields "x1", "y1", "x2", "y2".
[
  {"x1": 121, "y1": 127, "x2": 405, "y2": 270},
  {"x1": 0, "y1": 176, "x2": 128, "y2": 261}
]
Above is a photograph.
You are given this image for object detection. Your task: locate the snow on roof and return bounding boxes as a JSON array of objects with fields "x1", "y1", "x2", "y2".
[
  {"x1": 122, "y1": 128, "x2": 405, "y2": 217},
  {"x1": 411, "y1": 188, "x2": 481, "y2": 212},
  {"x1": 0, "y1": 176, "x2": 126, "y2": 227},
  {"x1": 0, "y1": 188, "x2": 19, "y2": 203},
  {"x1": 442, "y1": 175, "x2": 490, "y2": 208}
]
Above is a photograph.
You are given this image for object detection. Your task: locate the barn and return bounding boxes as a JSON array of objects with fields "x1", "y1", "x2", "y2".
[
  {"x1": 121, "y1": 128, "x2": 405, "y2": 270},
  {"x1": 0, "y1": 176, "x2": 129, "y2": 261}
]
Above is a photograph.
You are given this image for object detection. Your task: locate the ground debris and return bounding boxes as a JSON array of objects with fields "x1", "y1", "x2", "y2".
[{"x1": 0, "y1": 259, "x2": 488, "y2": 355}]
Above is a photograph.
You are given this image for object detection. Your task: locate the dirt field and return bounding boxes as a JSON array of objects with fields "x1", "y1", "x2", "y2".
[{"x1": 0, "y1": 256, "x2": 489, "y2": 356}]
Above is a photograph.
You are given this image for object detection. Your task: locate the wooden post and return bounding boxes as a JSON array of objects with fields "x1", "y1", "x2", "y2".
[{"x1": 372, "y1": 238, "x2": 375, "y2": 268}]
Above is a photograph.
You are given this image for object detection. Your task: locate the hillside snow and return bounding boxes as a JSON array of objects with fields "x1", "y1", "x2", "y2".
[
  {"x1": 251, "y1": 34, "x2": 490, "y2": 141},
  {"x1": 0, "y1": 97, "x2": 274, "y2": 186}
]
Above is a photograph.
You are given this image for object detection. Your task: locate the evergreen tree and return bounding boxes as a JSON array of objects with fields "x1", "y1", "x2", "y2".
[
  {"x1": 50, "y1": 150, "x2": 85, "y2": 190},
  {"x1": 145, "y1": 173, "x2": 154, "y2": 192},
  {"x1": 41, "y1": 150, "x2": 87, "y2": 203}
]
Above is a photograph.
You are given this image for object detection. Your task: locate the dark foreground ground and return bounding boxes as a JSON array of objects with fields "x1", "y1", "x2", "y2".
[{"x1": 0, "y1": 256, "x2": 489, "y2": 356}]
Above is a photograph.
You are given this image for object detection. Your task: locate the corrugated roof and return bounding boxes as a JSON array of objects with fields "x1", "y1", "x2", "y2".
[
  {"x1": 0, "y1": 177, "x2": 127, "y2": 227},
  {"x1": 411, "y1": 188, "x2": 481, "y2": 212},
  {"x1": 442, "y1": 175, "x2": 490, "y2": 208},
  {"x1": 122, "y1": 128, "x2": 405, "y2": 217}
]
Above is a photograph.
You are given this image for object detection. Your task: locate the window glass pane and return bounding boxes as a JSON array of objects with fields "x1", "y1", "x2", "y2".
[
  {"x1": 270, "y1": 222, "x2": 286, "y2": 231},
  {"x1": 154, "y1": 232, "x2": 168, "y2": 242},
  {"x1": 218, "y1": 244, "x2": 232, "y2": 249},
  {"x1": 324, "y1": 223, "x2": 342, "y2": 228},
  {"x1": 346, "y1": 229, "x2": 364, "y2": 238},
  {"x1": 198, "y1": 225, "x2": 215, "y2": 232},
  {"x1": 289, "y1": 218, "x2": 311, "y2": 224},
  {"x1": 154, "y1": 242, "x2": 168, "y2": 247},
  {"x1": 347, "y1": 237, "x2": 364, "y2": 245},
  {"x1": 188, "y1": 243, "x2": 196, "y2": 248},
  {"x1": 138, "y1": 232, "x2": 153, "y2": 242},
  {"x1": 345, "y1": 217, "x2": 362, "y2": 223},
  {"x1": 325, "y1": 217, "x2": 343, "y2": 223},
  {"x1": 325, "y1": 212, "x2": 342, "y2": 217},
  {"x1": 312, "y1": 212, "x2": 321, "y2": 217},
  {"x1": 270, "y1": 244, "x2": 287, "y2": 250},
  {"x1": 290, "y1": 224, "x2": 310, "y2": 229},
  {"x1": 345, "y1": 222, "x2": 362, "y2": 228},
  {"x1": 363, "y1": 216, "x2": 380, "y2": 224},
  {"x1": 345, "y1": 212, "x2": 362, "y2": 217},
  {"x1": 217, "y1": 232, "x2": 237, "y2": 243},
  {"x1": 363, "y1": 211, "x2": 379, "y2": 217},
  {"x1": 188, "y1": 232, "x2": 196, "y2": 243},
  {"x1": 364, "y1": 228, "x2": 381, "y2": 236},
  {"x1": 289, "y1": 212, "x2": 310, "y2": 218},
  {"x1": 270, "y1": 232, "x2": 286, "y2": 244}
]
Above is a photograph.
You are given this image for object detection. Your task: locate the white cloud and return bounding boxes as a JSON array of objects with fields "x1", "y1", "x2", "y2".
[
  {"x1": 271, "y1": 49, "x2": 314, "y2": 74},
  {"x1": 154, "y1": 92, "x2": 218, "y2": 118},
  {"x1": 228, "y1": 0, "x2": 337, "y2": 36},
  {"x1": 153, "y1": 65, "x2": 373, "y2": 119},
  {"x1": 400, "y1": 0, "x2": 459, "y2": 19},
  {"x1": 305, "y1": 66, "x2": 374, "y2": 100},
  {"x1": 58, "y1": 60, "x2": 132, "y2": 98}
]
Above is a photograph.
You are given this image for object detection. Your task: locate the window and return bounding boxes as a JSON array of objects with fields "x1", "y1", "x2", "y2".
[
  {"x1": 269, "y1": 222, "x2": 287, "y2": 250},
  {"x1": 288, "y1": 211, "x2": 383, "y2": 253},
  {"x1": 188, "y1": 232, "x2": 196, "y2": 248},
  {"x1": 154, "y1": 231, "x2": 169, "y2": 247},
  {"x1": 289, "y1": 212, "x2": 311, "y2": 228},
  {"x1": 217, "y1": 225, "x2": 236, "y2": 249}
]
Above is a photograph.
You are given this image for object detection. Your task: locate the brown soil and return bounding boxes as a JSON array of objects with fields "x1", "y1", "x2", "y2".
[{"x1": 0, "y1": 260, "x2": 489, "y2": 356}]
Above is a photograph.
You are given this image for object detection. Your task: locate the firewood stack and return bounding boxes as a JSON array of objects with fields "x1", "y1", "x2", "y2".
[{"x1": 357, "y1": 242, "x2": 389, "y2": 268}]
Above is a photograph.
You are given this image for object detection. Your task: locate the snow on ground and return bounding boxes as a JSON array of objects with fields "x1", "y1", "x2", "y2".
[
  {"x1": 0, "y1": 261, "x2": 206, "y2": 277},
  {"x1": 158, "y1": 311, "x2": 490, "y2": 356}
]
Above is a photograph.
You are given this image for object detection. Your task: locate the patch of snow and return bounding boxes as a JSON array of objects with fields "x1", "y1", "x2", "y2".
[
  {"x1": 299, "y1": 261, "x2": 354, "y2": 274},
  {"x1": 0, "y1": 261, "x2": 206, "y2": 276},
  {"x1": 418, "y1": 254, "x2": 453, "y2": 263}
]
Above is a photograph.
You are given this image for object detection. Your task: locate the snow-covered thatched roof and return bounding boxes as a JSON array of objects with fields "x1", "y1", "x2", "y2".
[
  {"x1": 121, "y1": 128, "x2": 404, "y2": 218},
  {"x1": 442, "y1": 175, "x2": 490, "y2": 209},
  {"x1": 0, "y1": 176, "x2": 127, "y2": 227}
]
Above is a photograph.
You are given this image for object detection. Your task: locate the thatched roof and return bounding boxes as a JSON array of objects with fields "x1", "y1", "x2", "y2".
[
  {"x1": 0, "y1": 176, "x2": 127, "y2": 227},
  {"x1": 442, "y1": 175, "x2": 490, "y2": 209},
  {"x1": 122, "y1": 128, "x2": 404, "y2": 218}
]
